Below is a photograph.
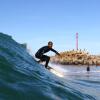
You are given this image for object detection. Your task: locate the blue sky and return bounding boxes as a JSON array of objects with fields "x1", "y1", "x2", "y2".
[{"x1": 0, "y1": 0, "x2": 100, "y2": 55}]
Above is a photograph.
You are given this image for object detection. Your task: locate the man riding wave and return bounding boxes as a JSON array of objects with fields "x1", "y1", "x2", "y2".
[{"x1": 35, "y1": 41, "x2": 60, "y2": 68}]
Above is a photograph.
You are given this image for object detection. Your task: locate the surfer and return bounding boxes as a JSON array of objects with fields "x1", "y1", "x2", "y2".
[
  {"x1": 87, "y1": 63, "x2": 90, "y2": 72},
  {"x1": 35, "y1": 41, "x2": 60, "y2": 68}
]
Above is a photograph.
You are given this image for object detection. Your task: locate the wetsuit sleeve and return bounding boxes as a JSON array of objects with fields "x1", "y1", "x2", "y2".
[{"x1": 51, "y1": 48, "x2": 60, "y2": 55}]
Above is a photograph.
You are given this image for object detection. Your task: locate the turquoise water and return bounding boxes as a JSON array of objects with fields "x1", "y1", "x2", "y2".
[{"x1": 0, "y1": 33, "x2": 100, "y2": 100}]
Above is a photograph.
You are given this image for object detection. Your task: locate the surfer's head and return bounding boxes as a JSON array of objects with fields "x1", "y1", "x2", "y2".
[{"x1": 48, "y1": 41, "x2": 53, "y2": 48}]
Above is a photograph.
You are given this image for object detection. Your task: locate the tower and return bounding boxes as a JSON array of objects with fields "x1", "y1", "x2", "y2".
[{"x1": 76, "y1": 33, "x2": 78, "y2": 50}]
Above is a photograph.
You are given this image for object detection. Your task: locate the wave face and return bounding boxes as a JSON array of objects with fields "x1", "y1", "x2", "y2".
[{"x1": 0, "y1": 33, "x2": 99, "y2": 100}]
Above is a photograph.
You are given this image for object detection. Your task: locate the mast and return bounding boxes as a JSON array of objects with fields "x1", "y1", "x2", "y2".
[{"x1": 76, "y1": 32, "x2": 78, "y2": 50}]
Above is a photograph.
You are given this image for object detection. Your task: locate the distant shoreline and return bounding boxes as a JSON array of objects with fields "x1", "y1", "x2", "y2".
[
  {"x1": 51, "y1": 50, "x2": 100, "y2": 66},
  {"x1": 50, "y1": 62, "x2": 99, "y2": 68},
  {"x1": 50, "y1": 62, "x2": 100, "y2": 67}
]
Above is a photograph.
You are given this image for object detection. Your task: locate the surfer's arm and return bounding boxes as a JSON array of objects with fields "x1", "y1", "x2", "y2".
[{"x1": 51, "y1": 48, "x2": 60, "y2": 55}]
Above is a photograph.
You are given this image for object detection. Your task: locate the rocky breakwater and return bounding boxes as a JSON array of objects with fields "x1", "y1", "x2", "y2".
[{"x1": 50, "y1": 50, "x2": 100, "y2": 65}]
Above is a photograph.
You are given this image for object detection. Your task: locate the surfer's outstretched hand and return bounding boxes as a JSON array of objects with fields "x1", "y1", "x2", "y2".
[
  {"x1": 57, "y1": 53, "x2": 60, "y2": 56},
  {"x1": 57, "y1": 53, "x2": 62, "y2": 58}
]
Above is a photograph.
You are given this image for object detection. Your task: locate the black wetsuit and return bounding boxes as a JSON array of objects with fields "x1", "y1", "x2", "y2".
[{"x1": 35, "y1": 46, "x2": 60, "y2": 68}]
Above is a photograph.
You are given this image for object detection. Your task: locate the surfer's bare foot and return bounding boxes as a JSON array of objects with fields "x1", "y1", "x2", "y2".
[
  {"x1": 46, "y1": 67, "x2": 49, "y2": 69},
  {"x1": 46, "y1": 66, "x2": 52, "y2": 70},
  {"x1": 37, "y1": 60, "x2": 41, "y2": 63}
]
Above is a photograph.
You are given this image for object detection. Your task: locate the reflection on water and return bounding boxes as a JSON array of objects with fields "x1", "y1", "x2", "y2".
[
  {"x1": 50, "y1": 63, "x2": 100, "y2": 80},
  {"x1": 49, "y1": 63, "x2": 100, "y2": 100}
]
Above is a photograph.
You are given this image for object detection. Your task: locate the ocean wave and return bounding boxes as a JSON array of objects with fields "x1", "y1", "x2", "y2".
[{"x1": 0, "y1": 33, "x2": 98, "y2": 100}]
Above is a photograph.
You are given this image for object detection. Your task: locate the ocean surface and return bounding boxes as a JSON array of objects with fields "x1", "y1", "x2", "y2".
[{"x1": 0, "y1": 33, "x2": 100, "y2": 100}]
